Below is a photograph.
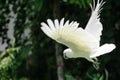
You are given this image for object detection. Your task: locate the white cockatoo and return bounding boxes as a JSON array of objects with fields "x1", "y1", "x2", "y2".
[{"x1": 40, "y1": 0, "x2": 116, "y2": 62}]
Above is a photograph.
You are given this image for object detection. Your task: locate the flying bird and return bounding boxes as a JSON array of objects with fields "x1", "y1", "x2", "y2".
[{"x1": 40, "y1": 0, "x2": 116, "y2": 62}]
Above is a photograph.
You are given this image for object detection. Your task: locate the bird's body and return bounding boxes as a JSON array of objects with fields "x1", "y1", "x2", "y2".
[
  {"x1": 41, "y1": 0, "x2": 116, "y2": 62},
  {"x1": 52, "y1": 26, "x2": 98, "y2": 60}
]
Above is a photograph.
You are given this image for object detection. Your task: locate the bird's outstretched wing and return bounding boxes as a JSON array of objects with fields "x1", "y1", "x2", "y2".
[
  {"x1": 41, "y1": 18, "x2": 99, "y2": 53},
  {"x1": 85, "y1": 0, "x2": 105, "y2": 41}
]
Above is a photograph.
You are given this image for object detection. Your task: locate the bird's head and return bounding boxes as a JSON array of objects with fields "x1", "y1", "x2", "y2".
[{"x1": 63, "y1": 49, "x2": 74, "y2": 59}]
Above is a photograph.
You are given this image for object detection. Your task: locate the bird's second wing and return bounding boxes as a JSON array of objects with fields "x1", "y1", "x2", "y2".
[
  {"x1": 85, "y1": 0, "x2": 105, "y2": 41},
  {"x1": 41, "y1": 18, "x2": 99, "y2": 53}
]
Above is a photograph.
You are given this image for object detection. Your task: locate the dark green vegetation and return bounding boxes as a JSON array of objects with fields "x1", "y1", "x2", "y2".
[{"x1": 0, "y1": 0, "x2": 120, "y2": 80}]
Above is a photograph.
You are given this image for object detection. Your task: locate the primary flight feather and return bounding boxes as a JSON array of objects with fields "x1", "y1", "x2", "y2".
[{"x1": 41, "y1": 0, "x2": 116, "y2": 62}]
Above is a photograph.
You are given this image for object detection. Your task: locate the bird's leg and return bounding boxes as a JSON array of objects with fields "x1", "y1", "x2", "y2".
[{"x1": 92, "y1": 58, "x2": 100, "y2": 70}]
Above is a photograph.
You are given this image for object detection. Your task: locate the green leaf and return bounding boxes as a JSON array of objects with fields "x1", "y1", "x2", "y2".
[
  {"x1": 99, "y1": 74, "x2": 104, "y2": 80},
  {"x1": 65, "y1": 73, "x2": 76, "y2": 80},
  {"x1": 34, "y1": 0, "x2": 43, "y2": 12}
]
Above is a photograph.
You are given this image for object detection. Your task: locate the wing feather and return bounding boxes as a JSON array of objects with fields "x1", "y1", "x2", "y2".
[
  {"x1": 85, "y1": 0, "x2": 105, "y2": 41},
  {"x1": 47, "y1": 19, "x2": 55, "y2": 31},
  {"x1": 41, "y1": 23, "x2": 53, "y2": 38}
]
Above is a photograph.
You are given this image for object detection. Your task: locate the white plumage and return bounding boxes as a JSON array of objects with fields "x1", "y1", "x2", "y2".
[{"x1": 41, "y1": 0, "x2": 116, "y2": 62}]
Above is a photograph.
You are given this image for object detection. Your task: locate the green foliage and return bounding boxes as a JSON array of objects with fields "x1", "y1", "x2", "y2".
[
  {"x1": 34, "y1": 0, "x2": 43, "y2": 12},
  {"x1": 62, "y1": 0, "x2": 92, "y2": 8},
  {"x1": 0, "y1": 47, "x2": 20, "y2": 79},
  {"x1": 65, "y1": 73, "x2": 76, "y2": 80}
]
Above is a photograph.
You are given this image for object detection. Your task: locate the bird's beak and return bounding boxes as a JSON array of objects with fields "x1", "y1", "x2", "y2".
[{"x1": 63, "y1": 53, "x2": 69, "y2": 59}]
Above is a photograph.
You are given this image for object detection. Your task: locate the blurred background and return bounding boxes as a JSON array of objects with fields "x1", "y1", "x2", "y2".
[{"x1": 0, "y1": 0, "x2": 120, "y2": 80}]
